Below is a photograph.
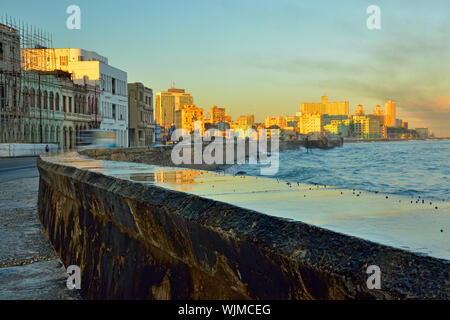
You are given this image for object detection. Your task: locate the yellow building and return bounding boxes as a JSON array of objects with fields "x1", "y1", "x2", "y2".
[
  {"x1": 265, "y1": 116, "x2": 286, "y2": 129},
  {"x1": 384, "y1": 100, "x2": 396, "y2": 127},
  {"x1": 301, "y1": 94, "x2": 349, "y2": 115},
  {"x1": 355, "y1": 104, "x2": 365, "y2": 116},
  {"x1": 235, "y1": 114, "x2": 255, "y2": 126},
  {"x1": 300, "y1": 114, "x2": 351, "y2": 135},
  {"x1": 175, "y1": 104, "x2": 204, "y2": 135},
  {"x1": 299, "y1": 114, "x2": 323, "y2": 134},
  {"x1": 210, "y1": 105, "x2": 226, "y2": 123},
  {"x1": 373, "y1": 105, "x2": 383, "y2": 116},
  {"x1": 323, "y1": 119, "x2": 352, "y2": 136},
  {"x1": 156, "y1": 87, "x2": 193, "y2": 131}
]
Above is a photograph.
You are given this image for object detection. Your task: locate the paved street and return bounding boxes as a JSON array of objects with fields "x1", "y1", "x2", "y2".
[
  {"x1": 0, "y1": 157, "x2": 80, "y2": 299},
  {"x1": 0, "y1": 157, "x2": 39, "y2": 183}
]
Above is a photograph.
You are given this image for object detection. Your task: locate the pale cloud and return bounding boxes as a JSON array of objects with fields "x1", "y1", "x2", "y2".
[{"x1": 399, "y1": 95, "x2": 450, "y2": 137}]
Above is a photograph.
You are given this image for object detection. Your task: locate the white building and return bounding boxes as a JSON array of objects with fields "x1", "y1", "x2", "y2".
[{"x1": 23, "y1": 48, "x2": 129, "y2": 147}]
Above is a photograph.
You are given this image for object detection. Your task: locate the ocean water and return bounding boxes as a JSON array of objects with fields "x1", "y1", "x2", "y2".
[{"x1": 234, "y1": 139, "x2": 450, "y2": 202}]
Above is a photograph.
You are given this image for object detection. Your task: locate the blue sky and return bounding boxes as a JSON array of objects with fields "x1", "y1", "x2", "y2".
[{"x1": 3, "y1": 0, "x2": 450, "y2": 135}]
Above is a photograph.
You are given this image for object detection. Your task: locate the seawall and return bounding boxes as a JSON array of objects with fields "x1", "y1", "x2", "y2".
[{"x1": 36, "y1": 152, "x2": 449, "y2": 299}]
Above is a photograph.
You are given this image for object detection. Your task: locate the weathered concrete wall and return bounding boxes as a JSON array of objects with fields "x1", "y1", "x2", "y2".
[{"x1": 37, "y1": 156, "x2": 449, "y2": 300}]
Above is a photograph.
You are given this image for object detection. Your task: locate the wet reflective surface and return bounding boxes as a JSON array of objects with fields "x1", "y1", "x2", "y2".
[{"x1": 43, "y1": 152, "x2": 450, "y2": 261}]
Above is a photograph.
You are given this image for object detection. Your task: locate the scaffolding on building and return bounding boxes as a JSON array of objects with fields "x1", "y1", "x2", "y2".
[{"x1": 0, "y1": 13, "x2": 57, "y2": 143}]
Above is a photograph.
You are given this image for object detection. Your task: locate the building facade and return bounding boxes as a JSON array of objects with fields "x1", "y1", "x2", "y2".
[
  {"x1": 175, "y1": 104, "x2": 204, "y2": 135},
  {"x1": 23, "y1": 48, "x2": 129, "y2": 147},
  {"x1": 156, "y1": 87, "x2": 193, "y2": 136},
  {"x1": 384, "y1": 100, "x2": 396, "y2": 127},
  {"x1": 210, "y1": 105, "x2": 226, "y2": 123},
  {"x1": 301, "y1": 95, "x2": 349, "y2": 116},
  {"x1": 128, "y1": 82, "x2": 155, "y2": 147}
]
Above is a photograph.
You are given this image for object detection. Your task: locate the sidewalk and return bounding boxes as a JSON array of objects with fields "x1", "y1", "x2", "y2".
[{"x1": 0, "y1": 176, "x2": 80, "y2": 300}]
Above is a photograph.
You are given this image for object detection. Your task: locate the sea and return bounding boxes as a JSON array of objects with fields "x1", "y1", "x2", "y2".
[{"x1": 234, "y1": 139, "x2": 450, "y2": 202}]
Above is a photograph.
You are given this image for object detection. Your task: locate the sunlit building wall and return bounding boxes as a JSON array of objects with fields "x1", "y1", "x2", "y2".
[
  {"x1": 175, "y1": 104, "x2": 204, "y2": 135},
  {"x1": 373, "y1": 105, "x2": 383, "y2": 116},
  {"x1": 355, "y1": 104, "x2": 365, "y2": 116},
  {"x1": 156, "y1": 88, "x2": 193, "y2": 132},
  {"x1": 299, "y1": 114, "x2": 323, "y2": 134},
  {"x1": 210, "y1": 105, "x2": 226, "y2": 123},
  {"x1": 384, "y1": 100, "x2": 396, "y2": 127},
  {"x1": 301, "y1": 94, "x2": 349, "y2": 115}
]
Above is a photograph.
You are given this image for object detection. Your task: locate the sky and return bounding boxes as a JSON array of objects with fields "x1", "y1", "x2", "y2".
[{"x1": 3, "y1": 0, "x2": 450, "y2": 136}]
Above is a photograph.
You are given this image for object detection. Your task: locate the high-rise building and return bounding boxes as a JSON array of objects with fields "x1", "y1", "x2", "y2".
[
  {"x1": 210, "y1": 105, "x2": 226, "y2": 123},
  {"x1": 301, "y1": 94, "x2": 349, "y2": 115},
  {"x1": 175, "y1": 104, "x2": 204, "y2": 134},
  {"x1": 384, "y1": 100, "x2": 396, "y2": 127},
  {"x1": 22, "y1": 48, "x2": 129, "y2": 147},
  {"x1": 128, "y1": 82, "x2": 155, "y2": 147},
  {"x1": 155, "y1": 87, "x2": 193, "y2": 132}
]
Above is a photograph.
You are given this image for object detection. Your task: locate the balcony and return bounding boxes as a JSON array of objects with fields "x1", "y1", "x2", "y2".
[
  {"x1": 65, "y1": 112, "x2": 93, "y2": 122},
  {"x1": 90, "y1": 114, "x2": 104, "y2": 122}
]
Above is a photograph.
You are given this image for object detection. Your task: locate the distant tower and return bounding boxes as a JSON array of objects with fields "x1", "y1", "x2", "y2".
[
  {"x1": 384, "y1": 100, "x2": 396, "y2": 127},
  {"x1": 321, "y1": 94, "x2": 328, "y2": 104},
  {"x1": 373, "y1": 105, "x2": 383, "y2": 116},
  {"x1": 355, "y1": 104, "x2": 365, "y2": 116}
]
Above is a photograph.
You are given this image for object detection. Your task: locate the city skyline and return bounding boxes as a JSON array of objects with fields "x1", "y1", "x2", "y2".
[{"x1": 2, "y1": 0, "x2": 450, "y2": 136}]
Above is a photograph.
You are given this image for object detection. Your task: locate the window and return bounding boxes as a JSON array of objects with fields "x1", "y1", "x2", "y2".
[
  {"x1": 112, "y1": 78, "x2": 116, "y2": 95},
  {"x1": 112, "y1": 104, "x2": 116, "y2": 119},
  {"x1": 60, "y1": 56, "x2": 68, "y2": 66},
  {"x1": 0, "y1": 84, "x2": 5, "y2": 109},
  {"x1": 0, "y1": 42, "x2": 3, "y2": 61}
]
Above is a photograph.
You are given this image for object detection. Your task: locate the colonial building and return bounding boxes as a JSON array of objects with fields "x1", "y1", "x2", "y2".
[
  {"x1": 22, "y1": 48, "x2": 129, "y2": 147},
  {"x1": 20, "y1": 70, "x2": 98, "y2": 149},
  {"x1": 128, "y1": 82, "x2": 155, "y2": 147}
]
